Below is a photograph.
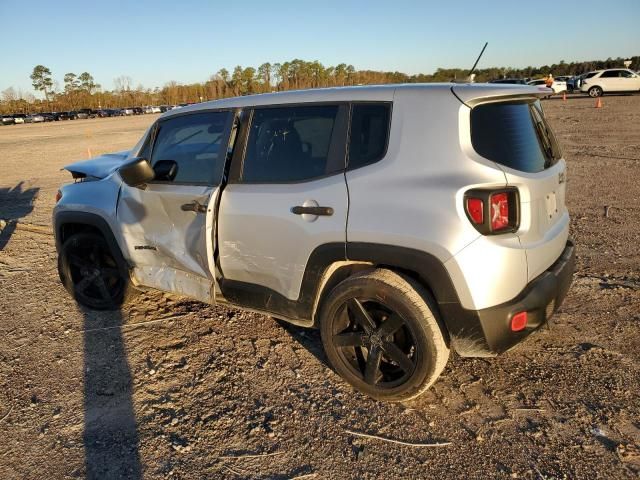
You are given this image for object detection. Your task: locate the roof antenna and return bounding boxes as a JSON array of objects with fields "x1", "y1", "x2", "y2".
[{"x1": 466, "y1": 42, "x2": 488, "y2": 83}]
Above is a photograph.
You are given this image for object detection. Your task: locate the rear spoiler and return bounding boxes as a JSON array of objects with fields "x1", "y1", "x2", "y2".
[{"x1": 452, "y1": 84, "x2": 551, "y2": 107}]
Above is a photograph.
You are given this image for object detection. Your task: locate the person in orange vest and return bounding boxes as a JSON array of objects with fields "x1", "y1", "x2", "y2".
[{"x1": 545, "y1": 74, "x2": 554, "y2": 88}]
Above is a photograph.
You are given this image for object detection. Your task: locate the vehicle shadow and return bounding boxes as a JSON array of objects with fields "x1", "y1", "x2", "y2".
[
  {"x1": 276, "y1": 320, "x2": 329, "y2": 368},
  {"x1": 0, "y1": 182, "x2": 39, "y2": 250},
  {"x1": 82, "y1": 307, "x2": 142, "y2": 479}
]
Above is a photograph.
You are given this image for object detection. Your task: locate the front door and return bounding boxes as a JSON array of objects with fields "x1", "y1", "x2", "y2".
[
  {"x1": 117, "y1": 110, "x2": 234, "y2": 302},
  {"x1": 217, "y1": 103, "x2": 349, "y2": 313}
]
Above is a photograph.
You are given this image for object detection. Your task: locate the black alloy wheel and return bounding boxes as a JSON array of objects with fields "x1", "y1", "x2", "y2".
[
  {"x1": 320, "y1": 269, "x2": 449, "y2": 402},
  {"x1": 59, "y1": 233, "x2": 129, "y2": 310},
  {"x1": 332, "y1": 298, "x2": 417, "y2": 388}
]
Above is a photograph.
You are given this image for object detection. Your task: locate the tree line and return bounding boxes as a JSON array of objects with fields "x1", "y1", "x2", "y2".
[{"x1": 1, "y1": 56, "x2": 637, "y2": 114}]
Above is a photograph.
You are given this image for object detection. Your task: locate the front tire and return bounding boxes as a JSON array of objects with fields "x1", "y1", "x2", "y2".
[
  {"x1": 588, "y1": 86, "x2": 603, "y2": 97},
  {"x1": 320, "y1": 269, "x2": 449, "y2": 402},
  {"x1": 58, "y1": 233, "x2": 137, "y2": 310}
]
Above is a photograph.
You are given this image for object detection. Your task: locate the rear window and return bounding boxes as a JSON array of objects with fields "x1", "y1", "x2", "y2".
[
  {"x1": 348, "y1": 103, "x2": 391, "y2": 169},
  {"x1": 470, "y1": 100, "x2": 562, "y2": 173}
]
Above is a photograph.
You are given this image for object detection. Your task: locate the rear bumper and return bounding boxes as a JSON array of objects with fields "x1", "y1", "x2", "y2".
[{"x1": 442, "y1": 239, "x2": 575, "y2": 357}]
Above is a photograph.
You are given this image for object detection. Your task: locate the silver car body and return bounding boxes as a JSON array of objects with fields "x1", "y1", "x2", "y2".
[{"x1": 54, "y1": 83, "x2": 570, "y2": 340}]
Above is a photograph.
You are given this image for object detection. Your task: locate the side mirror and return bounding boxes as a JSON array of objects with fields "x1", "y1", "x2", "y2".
[
  {"x1": 153, "y1": 160, "x2": 178, "y2": 182},
  {"x1": 119, "y1": 157, "x2": 154, "y2": 187}
]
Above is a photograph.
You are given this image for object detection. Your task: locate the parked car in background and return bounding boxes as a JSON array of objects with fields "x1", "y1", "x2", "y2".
[
  {"x1": 41, "y1": 113, "x2": 56, "y2": 122},
  {"x1": 489, "y1": 78, "x2": 527, "y2": 85},
  {"x1": 122, "y1": 108, "x2": 134, "y2": 116},
  {"x1": 143, "y1": 106, "x2": 154, "y2": 114},
  {"x1": 159, "y1": 105, "x2": 171, "y2": 113},
  {"x1": 527, "y1": 78, "x2": 567, "y2": 94},
  {"x1": 97, "y1": 109, "x2": 115, "y2": 118},
  {"x1": 13, "y1": 113, "x2": 27, "y2": 124},
  {"x1": 1, "y1": 115, "x2": 15, "y2": 125},
  {"x1": 76, "y1": 109, "x2": 96, "y2": 119},
  {"x1": 25, "y1": 114, "x2": 45, "y2": 123},
  {"x1": 132, "y1": 107, "x2": 144, "y2": 115},
  {"x1": 580, "y1": 69, "x2": 640, "y2": 97}
]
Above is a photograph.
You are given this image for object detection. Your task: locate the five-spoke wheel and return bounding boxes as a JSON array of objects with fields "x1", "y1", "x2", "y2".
[{"x1": 320, "y1": 269, "x2": 449, "y2": 402}]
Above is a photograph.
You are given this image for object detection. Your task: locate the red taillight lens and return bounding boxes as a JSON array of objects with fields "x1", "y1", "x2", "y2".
[
  {"x1": 464, "y1": 188, "x2": 518, "y2": 235},
  {"x1": 55, "y1": 190, "x2": 62, "y2": 203},
  {"x1": 490, "y1": 192, "x2": 509, "y2": 231},
  {"x1": 511, "y1": 311, "x2": 528, "y2": 332},
  {"x1": 466, "y1": 198, "x2": 484, "y2": 224}
]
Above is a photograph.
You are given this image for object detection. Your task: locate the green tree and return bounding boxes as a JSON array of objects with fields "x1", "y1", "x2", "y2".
[
  {"x1": 64, "y1": 73, "x2": 79, "y2": 93},
  {"x1": 30, "y1": 65, "x2": 53, "y2": 101},
  {"x1": 79, "y1": 72, "x2": 100, "y2": 94}
]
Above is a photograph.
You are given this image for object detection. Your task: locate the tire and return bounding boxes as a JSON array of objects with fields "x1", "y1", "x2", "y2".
[
  {"x1": 588, "y1": 86, "x2": 603, "y2": 98},
  {"x1": 320, "y1": 269, "x2": 449, "y2": 402},
  {"x1": 58, "y1": 232, "x2": 137, "y2": 310}
]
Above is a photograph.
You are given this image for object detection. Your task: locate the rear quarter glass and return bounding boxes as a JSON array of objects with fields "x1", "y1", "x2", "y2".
[{"x1": 470, "y1": 100, "x2": 561, "y2": 173}]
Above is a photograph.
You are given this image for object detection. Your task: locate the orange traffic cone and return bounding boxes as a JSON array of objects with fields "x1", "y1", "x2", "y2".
[
  {"x1": 562, "y1": 92, "x2": 567, "y2": 101},
  {"x1": 595, "y1": 97, "x2": 603, "y2": 108}
]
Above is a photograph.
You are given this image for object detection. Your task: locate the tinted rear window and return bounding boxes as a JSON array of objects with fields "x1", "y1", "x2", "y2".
[
  {"x1": 348, "y1": 103, "x2": 391, "y2": 169},
  {"x1": 470, "y1": 101, "x2": 561, "y2": 173}
]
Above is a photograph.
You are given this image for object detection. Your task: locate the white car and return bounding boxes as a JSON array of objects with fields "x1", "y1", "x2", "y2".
[
  {"x1": 580, "y1": 69, "x2": 640, "y2": 97},
  {"x1": 527, "y1": 79, "x2": 567, "y2": 94}
]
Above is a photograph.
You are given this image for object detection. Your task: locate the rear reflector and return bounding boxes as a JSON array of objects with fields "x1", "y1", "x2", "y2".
[
  {"x1": 490, "y1": 192, "x2": 510, "y2": 231},
  {"x1": 466, "y1": 198, "x2": 484, "y2": 224},
  {"x1": 511, "y1": 311, "x2": 528, "y2": 332}
]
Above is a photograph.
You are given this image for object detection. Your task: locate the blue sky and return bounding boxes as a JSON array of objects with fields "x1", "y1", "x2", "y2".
[{"x1": 1, "y1": 0, "x2": 638, "y2": 95}]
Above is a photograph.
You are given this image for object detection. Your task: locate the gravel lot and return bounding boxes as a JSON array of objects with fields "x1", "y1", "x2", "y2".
[{"x1": 0, "y1": 96, "x2": 639, "y2": 479}]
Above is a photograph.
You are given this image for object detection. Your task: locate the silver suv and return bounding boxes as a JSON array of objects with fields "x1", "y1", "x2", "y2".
[{"x1": 53, "y1": 84, "x2": 574, "y2": 402}]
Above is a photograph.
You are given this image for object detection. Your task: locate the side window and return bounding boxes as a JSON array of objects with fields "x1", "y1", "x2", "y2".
[
  {"x1": 242, "y1": 105, "x2": 341, "y2": 183},
  {"x1": 348, "y1": 103, "x2": 391, "y2": 170},
  {"x1": 600, "y1": 70, "x2": 618, "y2": 78},
  {"x1": 620, "y1": 70, "x2": 634, "y2": 78},
  {"x1": 150, "y1": 111, "x2": 230, "y2": 184}
]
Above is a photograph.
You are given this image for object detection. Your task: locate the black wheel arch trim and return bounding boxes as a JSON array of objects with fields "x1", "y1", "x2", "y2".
[
  {"x1": 54, "y1": 211, "x2": 129, "y2": 272},
  {"x1": 219, "y1": 242, "x2": 465, "y2": 340}
]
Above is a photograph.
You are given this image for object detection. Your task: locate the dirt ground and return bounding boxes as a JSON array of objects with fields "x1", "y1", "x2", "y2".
[{"x1": 0, "y1": 96, "x2": 639, "y2": 480}]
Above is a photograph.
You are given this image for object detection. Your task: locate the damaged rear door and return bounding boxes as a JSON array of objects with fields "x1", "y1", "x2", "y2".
[{"x1": 117, "y1": 110, "x2": 235, "y2": 302}]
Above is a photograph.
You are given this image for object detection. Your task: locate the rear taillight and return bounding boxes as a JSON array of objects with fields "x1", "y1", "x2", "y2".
[
  {"x1": 464, "y1": 188, "x2": 519, "y2": 235},
  {"x1": 466, "y1": 198, "x2": 484, "y2": 224},
  {"x1": 490, "y1": 192, "x2": 509, "y2": 231}
]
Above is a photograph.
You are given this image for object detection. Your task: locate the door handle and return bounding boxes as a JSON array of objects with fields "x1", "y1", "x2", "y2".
[
  {"x1": 291, "y1": 206, "x2": 334, "y2": 216},
  {"x1": 181, "y1": 200, "x2": 207, "y2": 213}
]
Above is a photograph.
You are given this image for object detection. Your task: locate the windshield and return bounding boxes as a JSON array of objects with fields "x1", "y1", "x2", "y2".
[{"x1": 129, "y1": 125, "x2": 153, "y2": 159}]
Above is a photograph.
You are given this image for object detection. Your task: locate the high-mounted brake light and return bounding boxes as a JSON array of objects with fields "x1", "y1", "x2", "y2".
[
  {"x1": 490, "y1": 192, "x2": 509, "y2": 231},
  {"x1": 463, "y1": 188, "x2": 519, "y2": 235}
]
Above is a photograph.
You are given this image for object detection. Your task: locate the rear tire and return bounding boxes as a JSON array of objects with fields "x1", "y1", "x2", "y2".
[
  {"x1": 588, "y1": 86, "x2": 603, "y2": 97},
  {"x1": 58, "y1": 233, "x2": 137, "y2": 310},
  {"x1": 319, "y1": 269, "x2": 449, "y2": 402}
]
